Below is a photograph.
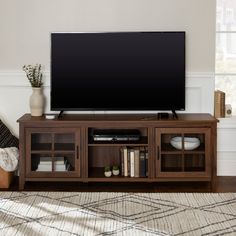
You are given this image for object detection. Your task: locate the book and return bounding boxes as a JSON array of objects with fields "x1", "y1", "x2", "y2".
[
  {"x1": 123, "y1": 147, "x2": 128, "y2": 177},
  {"x1": 37, "y1": 157, "x2": 68, "y2": 171},
  {"x1": 38, "y1": 157, "x2": 65, "y2": 168},
  {"x1": 220, "y1": 93, "x2": 225, "y2": 117},
  {"x1": 55, "y1": 164, "x2": 67, "y2": 171},
  {"x1": 39, "y1": 156, "x2": 52, "y2": 164},
  {"x1": 145, "y1": 148, "x2": 149, "y2": 177},
  {"x1": 134, "y1": 148, "x2": 140, "y2": 177},
  {"x1": 139, "y1": 149, "x2": 146, "y2": 177},
  {"x1": 120, "y1": 147, "x2": 125, "y2": 176},
  {"x1": 37, "y1": 164, "x2": 52, "y2": 171},
  {"x1": 214, "y1": 90, "x2": 225, "y2": 118},
  {"x1": 54, "y1": 157, "x2": 65, "y2": 165},
  {"x1": 129, "y1": 149, "x2": 135, "y2": 177},
  {"x1": 37, "y1": 163, "x2": 68, "y2": 172}
]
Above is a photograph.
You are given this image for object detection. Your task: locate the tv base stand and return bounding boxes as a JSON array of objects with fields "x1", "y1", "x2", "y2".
[
  {"x1": 58, "y1": 110, "x2": 64, "y2": 119},
  {"x1": 17, "y1": 113, "x2": 217, "y2": 191},
  {"x1": 172, "y1": 110, "x2": 178, "y2": 119}
]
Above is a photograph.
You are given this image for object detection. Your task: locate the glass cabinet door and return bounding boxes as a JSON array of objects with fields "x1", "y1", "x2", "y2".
[
  {"x1": 26, "y1": 128, "x2": 80, "y2": 177},
  {"x1": 156, "y1": 128, "x2": 211, "y2": 177}
]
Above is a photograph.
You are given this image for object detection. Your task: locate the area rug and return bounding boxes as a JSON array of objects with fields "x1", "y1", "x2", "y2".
[{"x1": 0, "y1": 192, "x2": 236, "y2": 236}]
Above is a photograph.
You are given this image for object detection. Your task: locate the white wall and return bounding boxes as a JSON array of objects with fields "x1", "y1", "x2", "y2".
[
  {"x1": 0, "y1": 0, "x2": 215, "y2": 71},
  {"x1": 0, "y1": 0, "x2": 216, "y2": 135}
]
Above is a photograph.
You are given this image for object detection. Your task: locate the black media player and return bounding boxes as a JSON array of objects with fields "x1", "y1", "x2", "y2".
[{"x1": 92, "y1": 129, "x2": 141, "y2": 141}]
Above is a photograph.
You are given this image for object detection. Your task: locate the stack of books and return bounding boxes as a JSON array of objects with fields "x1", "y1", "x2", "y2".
[
  {"x1": 36, "y1": 157, "x2": 71, "y2": 172},
  {"x1": 120, "y1": 147, "x2": 148, "y2": 177},
  {"x1": 214, "y1": 90, "x2": 225, "y2": 118}
]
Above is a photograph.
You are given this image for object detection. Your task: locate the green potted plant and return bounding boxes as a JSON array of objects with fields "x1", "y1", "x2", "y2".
[
  {"x1": 23, "y1": 64, "x2": 44, "y2": 117},
  {"x1": 112, "y1": 165, "x2": 120, "y2": 176},
  {"x1": 104, "y1": 166, "x2": 112, "y2": 177}
]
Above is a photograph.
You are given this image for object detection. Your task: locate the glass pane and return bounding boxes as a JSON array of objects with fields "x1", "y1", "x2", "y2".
[
  {"x1": 216, "y1": 0, "x2": 236, "y2": 31},
  {"x1": 215, "y1": 75, "x2": 236, "y2": 114},
  {"x1": 31, "y1": 133, "x2": 52, "y2": 151},
  {"x1": 54, "y1": 155, "x2": 75, "y2": 172},
  {"x1": 161, "y1": 154, "x2": 182, "y2": 172},
  {"x1": 216, "y1": 33, "x2": 236, "y2": 73},
  {"x1": 32, "y1": 154, "x2": 52, "y2": 172},
  {"x1": 183, "y1": 133, "x2": 204, "y2": 151},
  {"x1": 161, "y1": 133, "x2": 182, "y2": 151},
  {"x1": 54, "y1": 133, "x2": 75, "y2": 151},
  {"x1": 184, "y1": 154, "x2": 205, "y2": 172}
]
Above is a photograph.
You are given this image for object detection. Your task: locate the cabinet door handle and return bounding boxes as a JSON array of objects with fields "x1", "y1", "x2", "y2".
[
  {"x1": 157, "y1": 146, "x2": 159, "y2": 160},
  {"x1": 76, "y1": 145, "x2": 79, "y2": 159}
]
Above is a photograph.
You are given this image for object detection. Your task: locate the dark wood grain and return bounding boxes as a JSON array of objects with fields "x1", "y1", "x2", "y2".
[{"x1": 17, "y1": 113, "x2": 218, "y2": 191}]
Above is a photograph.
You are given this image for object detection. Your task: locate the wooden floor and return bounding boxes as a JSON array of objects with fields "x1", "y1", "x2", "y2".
[{"x1": 1, "y1": 177, "x2": 236, "y2": 192}]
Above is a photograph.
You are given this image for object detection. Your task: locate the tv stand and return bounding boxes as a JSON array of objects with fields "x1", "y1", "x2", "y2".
[{"x1": 17, "y1": 113, "x2": 217, "y2": 191}]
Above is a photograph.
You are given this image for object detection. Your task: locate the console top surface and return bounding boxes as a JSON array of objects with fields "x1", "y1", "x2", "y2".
[{"x1": 18, "y1": 113, "x2": 218, "y2": 124}]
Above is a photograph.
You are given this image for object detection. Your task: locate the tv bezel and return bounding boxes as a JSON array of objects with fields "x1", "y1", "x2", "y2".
[{"x1": 50, "y1": 31, "x2": 186, "y2": 112}]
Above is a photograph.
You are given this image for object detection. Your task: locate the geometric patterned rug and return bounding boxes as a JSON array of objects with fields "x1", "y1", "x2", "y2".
[{"x1": 0, "y1": 192, "x2": 236, "y2": 236}]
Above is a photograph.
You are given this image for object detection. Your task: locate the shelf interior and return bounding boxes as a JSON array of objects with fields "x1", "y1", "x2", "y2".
[
  {"x1": 88, "y1": 136, "x2": 148, "y2": 145},
  {"x1": 89, "y1": 167, "x2": 148, "y2": 179}
]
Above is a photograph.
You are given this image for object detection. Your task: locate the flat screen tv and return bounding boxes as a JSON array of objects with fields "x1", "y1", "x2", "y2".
[{"x1": 51, "y1": 32, "x2": 185, "y2": 112}]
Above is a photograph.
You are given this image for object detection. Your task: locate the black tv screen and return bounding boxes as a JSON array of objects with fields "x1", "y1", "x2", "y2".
[{"x1": 51, "y1": 32, "x2": 185, "y2": 111}]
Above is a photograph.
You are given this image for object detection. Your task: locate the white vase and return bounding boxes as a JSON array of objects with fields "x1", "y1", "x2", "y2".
[{"x1": 30, "y1": 87, "x2": 44, "y2": 116}]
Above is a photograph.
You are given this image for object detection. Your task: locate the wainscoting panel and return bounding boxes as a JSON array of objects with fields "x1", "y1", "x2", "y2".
[
  {"x1": 185, "y1": 72, "x2": 215, "y2": 113},
  {"x1": 217, "y1": 118, "x2": 236, "y2": 176},
  {"x1": 217, "y1": 152, "x2": 236, "y2": 176},
  {"x1": 217, "y1": 129, "x2": 236, "y2": 152}
]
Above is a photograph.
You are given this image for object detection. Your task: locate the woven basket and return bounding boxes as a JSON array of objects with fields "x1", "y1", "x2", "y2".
[{"x1": 0, "y1": 167, "x2": 14, "y2": 188}]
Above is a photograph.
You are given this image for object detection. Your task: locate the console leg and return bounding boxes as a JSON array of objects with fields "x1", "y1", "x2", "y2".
[{"x1": 19, "y1": 177, "x2": 25, "y2": 191}]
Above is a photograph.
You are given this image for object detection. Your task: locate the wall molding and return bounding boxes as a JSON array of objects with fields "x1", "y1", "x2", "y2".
[{"x1": 0, "y1": 71, "x2": 50, "y2": 87}]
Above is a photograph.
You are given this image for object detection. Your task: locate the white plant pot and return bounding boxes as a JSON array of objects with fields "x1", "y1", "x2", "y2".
[
  {"x1": 30, "y1": 87, "x2": 44, "y2": 116},
  {"x1": 112, "y1": 169, "x2": 120, "y2": 176},
  {"x1": 104, "y1": 171, "x2": 112, "y2": 177}
]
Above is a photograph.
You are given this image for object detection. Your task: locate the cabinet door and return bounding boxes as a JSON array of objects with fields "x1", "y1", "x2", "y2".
[
  {"x1": 155, "y1": 128, "x2": 211, "y2": 178},
  {"x1": 25, "y1": 128, "x2": 80, "y2": 178}
]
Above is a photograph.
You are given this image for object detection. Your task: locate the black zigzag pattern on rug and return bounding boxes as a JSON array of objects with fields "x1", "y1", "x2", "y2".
[{"x1": 0, "y1": 192, "x2": 236, "y2": 236}]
